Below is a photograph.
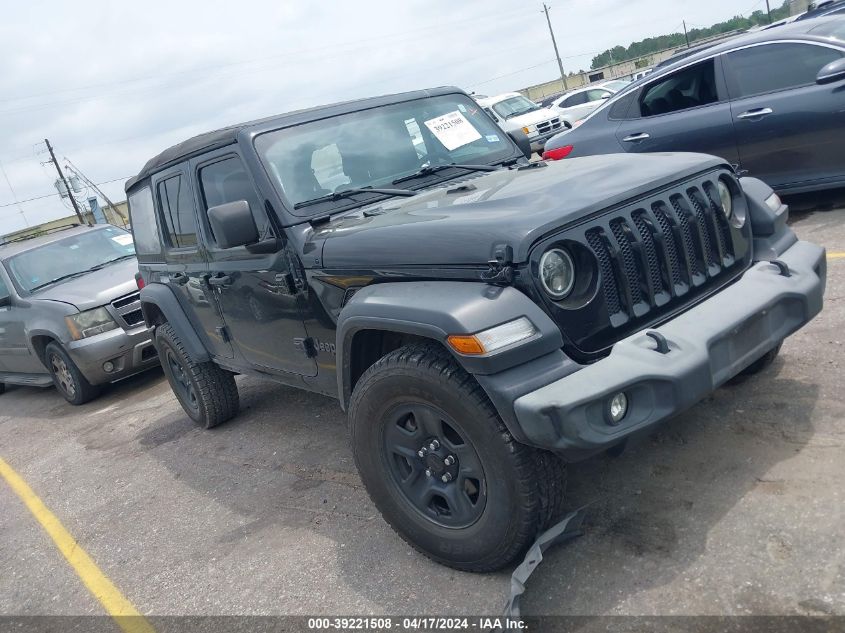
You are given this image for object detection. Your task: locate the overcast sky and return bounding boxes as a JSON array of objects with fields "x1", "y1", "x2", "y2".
[{"x1": 0, "y1": 0, "x2": 769, "y2": 232}]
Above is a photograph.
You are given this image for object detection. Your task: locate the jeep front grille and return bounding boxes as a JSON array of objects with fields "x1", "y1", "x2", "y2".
[{"x1": 531, "y1": 170, "x2": 751, "y2": 355}]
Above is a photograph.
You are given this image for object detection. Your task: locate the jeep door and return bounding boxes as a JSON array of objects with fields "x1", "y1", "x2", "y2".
[
  {"x1": 192, "y1": 151, "x2": 316, "y2": 377},
  {"x1": 613, "y1": 57, "x2": 740, "y2": 165},
  {"x1": 151, "y1": 165, "x2": 234, "y2": 359}
]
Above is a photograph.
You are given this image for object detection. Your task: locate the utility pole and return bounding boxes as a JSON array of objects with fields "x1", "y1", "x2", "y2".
[
  {"x1": 683, "y1": 20, "x2": 691, "y2": 48},
  {"x1": 64, "y1": 159, "x2": 128, "y2": 225},
  {"x1": 765, "y1": 0, "x2": 773, "y2": 23},
  {"x1": 44, "y1": 138, "x2": 87, "y2": 225},
  {"x1": 543, "y1": 4, "x2": 568, "y2": 91}
]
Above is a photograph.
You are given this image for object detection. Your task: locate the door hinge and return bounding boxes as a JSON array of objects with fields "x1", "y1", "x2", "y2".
[{"x1": 216, "y1": 325, "x2": 231, "y2": 343}]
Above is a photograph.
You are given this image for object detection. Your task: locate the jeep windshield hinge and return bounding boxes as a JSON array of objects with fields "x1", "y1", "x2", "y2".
[{"x1": 481, "y1": 244, "x2": 514, "y2": 286}]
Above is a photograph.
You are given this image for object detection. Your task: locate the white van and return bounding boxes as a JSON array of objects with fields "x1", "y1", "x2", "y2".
[{"x1": 476, "y1": 92, "x2": 568, "y2": 153}]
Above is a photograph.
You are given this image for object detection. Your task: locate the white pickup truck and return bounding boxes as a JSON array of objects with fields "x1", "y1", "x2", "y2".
[{"x1": 476, "y1": 92, "x2": 568, "y2": 154}]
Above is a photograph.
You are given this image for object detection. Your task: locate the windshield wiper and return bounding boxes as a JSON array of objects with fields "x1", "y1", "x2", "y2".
[
  {"x1": 87, "y1": 254, "x2": 135, "y2": 272},
  {"x1": 392, "y1": 163, "x2": 500, "y2": 185},
  {"x1": 294, "y1": 186, "x2": 417, "y2": 210},
  {"x1": 29, "y1": 270, "x2": 91, "y2": 292}
]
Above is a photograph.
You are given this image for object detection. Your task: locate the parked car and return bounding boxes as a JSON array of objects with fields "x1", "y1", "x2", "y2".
[
  {"x1": 542, "y1": 17, "x2": 845, "y2": 194},
  {"x1": 796, "y1": 0, "x2": 845, "y2": 20},
  {"x1": 475, "y1": 92, "x2": 567, "y2": 153},
  {"x1": 598, "y1": 79, "x2": 632, "y2": 92},
  {"x1": 546, "y1": 86, "x2": 615, "y2": 124},
  {"x1": 128, "y1": 86, "x2": 825, "y2": 573},
  {"x1": 0, "y1": 225, "x2": 157, "y2": 404}
]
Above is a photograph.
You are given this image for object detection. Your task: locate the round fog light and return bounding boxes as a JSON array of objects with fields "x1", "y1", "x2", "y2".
[
  {"x1": 608, "y1": 392, "x2": 628, "y2": 425},
  {"x1": 102, "y1": 361, "x2": 115, "y2": 373}
]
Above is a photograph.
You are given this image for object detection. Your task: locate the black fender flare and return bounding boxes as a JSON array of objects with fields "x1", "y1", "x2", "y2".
[
  {"x1": 335, "y1": 281, "x2": 563, "y2": 409},
  {"x1": 139, "y1": 283, "x2": 211, "y2": 362}
]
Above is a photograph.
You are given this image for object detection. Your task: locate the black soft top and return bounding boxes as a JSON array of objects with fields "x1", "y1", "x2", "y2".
[{"x1": 125, "y1": 86, "x2": 462, "y2": 192}]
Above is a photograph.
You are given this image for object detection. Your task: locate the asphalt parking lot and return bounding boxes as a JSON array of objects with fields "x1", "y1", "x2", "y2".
[{"x1": 2, "y1": 200, "x2": 845, "y2": 620}]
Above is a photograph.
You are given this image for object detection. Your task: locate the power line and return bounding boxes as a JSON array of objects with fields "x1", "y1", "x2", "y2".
[{"x1": 0, "y1": 176, "x2": 131, "y2": 208}]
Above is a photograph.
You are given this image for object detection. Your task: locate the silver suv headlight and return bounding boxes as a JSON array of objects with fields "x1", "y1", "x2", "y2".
[
  {"x1": 539, "y1": 248, "x2": 575, "y2": 300},
  {"x1": 65, "y1": 307, "x2": 119, "y2": 340},
  {"x1": 717, "y1": 178, "x2": 733, "y2": 219}
]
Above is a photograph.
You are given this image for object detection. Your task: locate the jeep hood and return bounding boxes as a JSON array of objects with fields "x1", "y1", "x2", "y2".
[
  {"x1": 30, "y1": 257, "x2": 140, "y2": 311},
  {"x1": 316, "y1": 152, "x2": 726, "y2": 268}
]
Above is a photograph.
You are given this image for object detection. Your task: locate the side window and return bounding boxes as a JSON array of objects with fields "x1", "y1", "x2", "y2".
[
  {"x1": 198, "y1": 156, "x2": 267, "y2": 240},
  {"x1": 586, "y1": 89, "x2": 611, "y2": 102},
  {"x1": 725, "y1": 43, "x2": 843, "y2": 99},
  {"x1": 563, "y1": 93, "x2": 588, "y2": 107},
  {"x1": 127, "y1": 186, "x2": 162, "y2": 255},
  {"x1": 640, "y1": 59, "x2": 718, "y2": 117},
  {"x1": 157, "y1": 175, "x2": 197, "y2": 249},
  {"x1": 0, "y1": 274, "x2": 10, "y2": 301}
]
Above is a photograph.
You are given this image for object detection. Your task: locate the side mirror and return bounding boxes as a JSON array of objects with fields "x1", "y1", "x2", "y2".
[
  {"x1": 507, "y1": 130, "x2": 533, "y2": 159},
  {"x1": 207, "y1": 200, "x2": 259, "y2": 249},
  {"x1": 601, "y1": 94, "x2": 611, "y2": 100},
  {"x1": 817, "y1": 57, "x2": 845, "y2": 84}
]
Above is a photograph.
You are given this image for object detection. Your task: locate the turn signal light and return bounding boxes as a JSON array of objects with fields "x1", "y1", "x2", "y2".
[
  {"x1": 543, "y1": 145, "x2": 574, "y2": 160},
  {"x1": 446, "y1": 335, "x2": 485, "y2": 355}
]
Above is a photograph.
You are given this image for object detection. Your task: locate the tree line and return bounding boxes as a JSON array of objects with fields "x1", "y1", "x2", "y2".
[{"x1": 589, "y1": 2, "x2": 792, "y2": 70}]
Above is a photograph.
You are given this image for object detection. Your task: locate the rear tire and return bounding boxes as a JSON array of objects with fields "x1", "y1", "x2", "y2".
[
  {"x1": 45, "y1": 342, "x2": 101, "y2": 405},
  {"x1": 155, "y1": 323, "x2": 239, "y2": 428},
  {"x1": 349, "y1": 342, "x2": 566, "y2": 572}
]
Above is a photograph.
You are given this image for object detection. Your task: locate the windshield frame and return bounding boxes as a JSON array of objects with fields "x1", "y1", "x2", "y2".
[
  {"x1": 251, "y1": 91, "x2": 523, "y2": 219},
  {"x1": 4, "y1": 226, "x2": 136, "y2": 295}
]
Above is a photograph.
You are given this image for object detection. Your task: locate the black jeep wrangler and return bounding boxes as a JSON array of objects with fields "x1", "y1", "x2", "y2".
[{"x1": 127, "y1": 87, "x2": 825, "y2": 572}]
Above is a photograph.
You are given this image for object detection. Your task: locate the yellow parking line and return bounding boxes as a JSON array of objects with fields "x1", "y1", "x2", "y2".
[
  {"x1": 0, "y1": 457, "x2": 155, "y2": 633},
  {"x1": 828, "y1": 252, "x2": 845, "y2": 259}
]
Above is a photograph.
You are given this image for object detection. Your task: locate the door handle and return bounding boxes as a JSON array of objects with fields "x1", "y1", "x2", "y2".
[
  {"x1": 737, "y1": 107, "x2": 773, "y2": 120},
  {"x1": 171, "y1": 272, "x2": 189, "y2": 286},
  {"x1": 622, "y1": 133, "x2": 650, "y2": 142},
  {"x1": 207, "y1": 273, "x2": 233, "y2": 288}
]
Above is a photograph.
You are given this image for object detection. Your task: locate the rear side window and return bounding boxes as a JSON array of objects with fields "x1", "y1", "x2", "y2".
[
  {"x1": 562, "y1": 92, "x2": 588, "y2": 107},
  {"x1": 725, "y1": 43, "x2": 843, "y2": 99},
  {"x1": 198, "y1": 156, "x2": 267, "y2": 239},
  {"x1": 157, "y1": 175, "x2": 197, "y2": 249},
  {"x1": 127, "y1": 186, "x2": 162, "y2": 256},
  {"x1": 640, "y1": 59, "x2": 719, "y2": 117}
]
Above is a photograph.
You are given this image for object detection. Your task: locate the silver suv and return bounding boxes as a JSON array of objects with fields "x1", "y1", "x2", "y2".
[{"x1": 0, "y1": 225, "x2": 158, "y2": 404}]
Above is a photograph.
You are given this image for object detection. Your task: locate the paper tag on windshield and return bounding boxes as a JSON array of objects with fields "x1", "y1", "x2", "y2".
[
  {"x1": 424, "y1": 111, "x2": 482, "y2": 151},
  {"x1": 112, "y1": 234, "x2": 134, "y2": 246}
]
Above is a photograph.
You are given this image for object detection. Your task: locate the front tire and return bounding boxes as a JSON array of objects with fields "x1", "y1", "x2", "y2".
[
  {"x1": 155, "y1": 323, "x2": 239, "y2": 428},
  {"x1": 45, "y1": 342, "x2": 101, "y2": 405},
  {"x1": 349, "y1": 343, "x2": 565, "y2": 572}
]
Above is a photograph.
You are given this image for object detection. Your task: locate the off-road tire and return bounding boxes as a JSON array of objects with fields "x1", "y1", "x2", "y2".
[
  {"x1": 45, "y1": 342, "x2": 101, "y2": 405},
  {"x1": 155, "y1": 322, "x2": 239, "y2": 429},
  {"x1": 348, "y1": 342, "x2": 566, "y2": 572}
]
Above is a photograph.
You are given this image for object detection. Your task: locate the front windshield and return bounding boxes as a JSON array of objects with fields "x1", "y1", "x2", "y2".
[
  {"x1": 491, "y1": 95, "x2": 539, "y2": 119},
  {"x1": 6, "y1": 226, "x2": 135, "y2": 293},
  {"x1": 255, "y1": 94, "x2": 514, "y2": 214}
]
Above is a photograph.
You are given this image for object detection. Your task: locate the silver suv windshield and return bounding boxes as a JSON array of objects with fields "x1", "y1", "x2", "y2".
[
  {"x1": 6, "y1": 226, "x2": 136, "y2": 293},
  {"x1": 254, "y1": 94, "x2": 514, "y2": 214}
]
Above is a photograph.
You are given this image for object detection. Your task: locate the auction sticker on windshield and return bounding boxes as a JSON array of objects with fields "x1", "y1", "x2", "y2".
[{"x1": 424, "y1": 110, "x2": 481, "y2": 151}]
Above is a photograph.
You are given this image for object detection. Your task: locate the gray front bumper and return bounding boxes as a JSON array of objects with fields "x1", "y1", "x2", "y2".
[
  {"x1": 513, "y1": 240, "x2": 826, "y2": 456},
  {"x1": 66, "y1": 325, "x2": 158, "y2": 385}
]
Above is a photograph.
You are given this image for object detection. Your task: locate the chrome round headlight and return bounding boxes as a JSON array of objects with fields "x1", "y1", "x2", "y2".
[
  {"x1": 717, "y1": 179, "x2": 733, "y2": 219},
  {"x1": 539, "y1": 248, "x2": 575, "y2": 300}
]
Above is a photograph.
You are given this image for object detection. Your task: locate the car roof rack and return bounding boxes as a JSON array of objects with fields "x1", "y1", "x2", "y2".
[{"x1": 0, "y1": 223, "x2": 82, "y2": 245}]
